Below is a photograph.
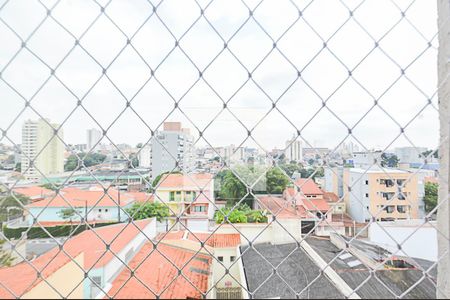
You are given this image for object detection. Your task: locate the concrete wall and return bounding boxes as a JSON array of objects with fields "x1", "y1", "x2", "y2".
[
  {"x1": 27, "y1": 204, "x2": 134, "y2": 224},
  {"x1": 23, "y1": 254, "x2": 84, "y2": 299},
  {"x1": 368, "y1": 221, "x2": 438, "y2": 261},
  {"x1": 89, "y1": 219, "x2": 157, "y2": 298},
  {"x1": 211, "y1": 247, "x2": 241, "y2": 288}
]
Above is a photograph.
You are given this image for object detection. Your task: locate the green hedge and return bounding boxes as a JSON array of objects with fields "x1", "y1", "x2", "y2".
[{"x1": 2, "y1": 222, "x2": 117, "y2": 240}]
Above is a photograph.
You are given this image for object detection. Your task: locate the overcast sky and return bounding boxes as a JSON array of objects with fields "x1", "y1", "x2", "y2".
[{"x1": 0, "y1": 0, "x2": 440, "y2": 154}]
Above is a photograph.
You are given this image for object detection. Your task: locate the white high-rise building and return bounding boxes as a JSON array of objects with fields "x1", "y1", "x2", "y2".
[
  {"x1": 138, "y1": 145, "x2": 152, "y2": 168},
  {"x1": 150, "y1": 122, "x2": 195, "y2": 179},
  {"x1": 86, "y1": 128, "x2": 102, "y2": 152},
  {"x1": 21, "y1": 119, "x2": 64, "y2": 181},
  {"x1": 285, "y1": 137, "x2": 303, "y2": 162}
]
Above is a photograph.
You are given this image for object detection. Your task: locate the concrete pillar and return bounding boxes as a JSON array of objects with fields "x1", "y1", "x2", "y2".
[{"x1": 437, "y1": 0, "x2": 450, "y2": 298}]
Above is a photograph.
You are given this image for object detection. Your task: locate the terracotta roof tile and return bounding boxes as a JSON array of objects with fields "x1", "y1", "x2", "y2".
[
  {"x1": 157, "y1": 231, "x2": 241, "y2": 248},
  {"x1": 25, "y1": 187, "x2": 142, "y2": 208},
  {"x1": 258, "y1": 196, "x2": 314, "y2": 219},
  {"x1": 323, "y1": 192, "x2": 340, "y2": 203},
  {"x1": 107, "y1": 243, "x2": 211, "y2": 299},
  {"x1": 13, "y1": 186, "x2": 54, "y2": 200},
  {"x1": 157, "y1": 173, "x2": 213, "y2": 190},
  {"x1": 300, "y1": 198, "x2": 330, "y2": 212},
  {"x1": 0, "y1": 220, "x2": 152, "y2": 298},
  {"x1": 294, "y1": 178, "x2": 324, "y2": 195}
]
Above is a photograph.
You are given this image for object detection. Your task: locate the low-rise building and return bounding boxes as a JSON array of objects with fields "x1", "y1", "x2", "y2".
[
  {"x1": 23, "y1": 186, "x2": 152, "y2": 225},
  {"x1": 154, "y1": 173, "x2": 215, "y2": 231}
]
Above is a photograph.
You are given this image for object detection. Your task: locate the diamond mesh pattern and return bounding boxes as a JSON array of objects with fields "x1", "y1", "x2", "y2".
[{"x1": 0, "y1": 0, "x2": 448, "y2": 299}]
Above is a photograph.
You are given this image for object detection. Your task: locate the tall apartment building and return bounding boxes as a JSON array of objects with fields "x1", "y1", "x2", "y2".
[
  {"x1": 285, "y1": 137, "x2": 303, "y2": 162},
  {"x1": 21, "y1": 119, "x2": 64, "y2": 181},
  {"x1": 343, "y1": 167, "x2": 420, "y2": 223},
  {"x1": 86, "y1": 128, "x2": 102, "y2": 152},
  {"x1": 395, "y1": 146, "x2": 428, "y2": 164},
  {"x1": 150, "y1": 122, "x2": 195, "y2": 179}
]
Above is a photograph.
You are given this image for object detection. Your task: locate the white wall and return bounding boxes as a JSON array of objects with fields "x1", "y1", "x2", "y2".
[
  {"x1": 96, "y1": 219, "x2": 158, "y2": 298},
  {"x1": 368, "y1": 221, "x2": 437, "y2": 261}
]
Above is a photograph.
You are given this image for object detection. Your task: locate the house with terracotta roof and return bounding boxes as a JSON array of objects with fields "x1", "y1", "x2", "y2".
[
  {"x1": 23, "y1": 186, "x2": 153, "y2": 226},
  {"x1": 13, "y1": 185, "x2": 54, "y2": 202},
  {"x1": 0, "y1": 219, "x2": 157, "y2": 299},
  {"x1": 154, "y1": 173, "x2": 215, "y2": 232},
  {"x1": 156, "y1": 230, "x2": 243, "y2": 296}
]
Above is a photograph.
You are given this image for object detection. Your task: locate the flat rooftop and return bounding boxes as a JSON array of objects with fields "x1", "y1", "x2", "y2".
[
  {"x1": 240, "y1": 243, "x2": 343, "y2": 299},
  {"x1": 306, "y1": 237, "x2": 436, "y2": 299}
]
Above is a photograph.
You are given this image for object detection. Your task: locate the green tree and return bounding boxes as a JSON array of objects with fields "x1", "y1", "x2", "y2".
[
  {"x1": 0, "y1": 195, "x2": 29, "y2": 223},
  {"x1": 57, "y1": 208, "x2": 77, "y2": 224},
  {"x1": 266, "y1": 168, "x2": 289, "y2": 194},
  {"x1": 279, "y1": 162, "x2": 303, "y2": 177},
  {"x1": 126, "y1": 202, "x2": 170, "y2": 222},
  {"x1": 220, "y1": 170, "x2": 247, "y2": 206},
  {"x1": 246, "y1": 210, "x2": 268, "y2": 223},
  {"x1": 64, "y1": 153, "x2": 107, "y2": 171},
  {"x1": 381, "y1": 153, "x2": 399, "y2": 168},
  {"x1": 424, "y1": 182, "x2": 438, "y2": 213},
  {"x1": 0, "y1": 240, "x2": 15, "y2": 267},
  {"x1": 214, "y1": 208, "x2": 247, "y2": 224},
  {"x1": 14, "y1": 162, "x2": 21, "y2": 172},
  {"x1": 136, "y1": 143, "x2": 143, "y2": 148}
]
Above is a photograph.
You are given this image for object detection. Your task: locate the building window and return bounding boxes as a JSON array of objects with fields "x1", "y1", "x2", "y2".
[
  {"x1": 397, "y1": 205, "x2": 407, "y2": 213},
  {"x1": 218, "y1": 256, "x2": 224, "y2": 262},
  {"x1": 105, "y1": 209, "x2": 108, "y2": 212},
  {"x1": 193, "y1": 206, "x2": 206, "y2": 212},
  {"x1": 365, "y1": 180, "x2": 369, "y2": 185},
  {"x1": 385, "y1": 206, "x2": 395, "y2": 213},
  {"x1": 365, "y1": 193, "x2": 369, "y2": 198},
  {"x1": 230, "y1": 256, "x2": 236, "y2": 262},
  {"x1": 169, "y1": 191, "x2": 175, "y2": 201},
  {"x1": 98, "y1": 209, "x2": 102, "y2": 212},
  {"x1": 398, "y1": 192, "x2": 406, "y2": 200}
]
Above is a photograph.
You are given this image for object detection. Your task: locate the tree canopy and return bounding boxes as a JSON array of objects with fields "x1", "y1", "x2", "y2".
[
  {"x1": 64, "y1": 152, "x2": 107, "y2": 171},
  {"x1": 126, "y1": 202, "x2": 170, "y2": 222},
  {"x1": 424, "y1": 182, "x2": 438, "y2": 213}
]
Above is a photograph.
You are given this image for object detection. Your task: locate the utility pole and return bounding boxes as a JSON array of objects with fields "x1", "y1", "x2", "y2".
[{"x1": 118, "y1": 186, "x2": 121, "y2": 223}]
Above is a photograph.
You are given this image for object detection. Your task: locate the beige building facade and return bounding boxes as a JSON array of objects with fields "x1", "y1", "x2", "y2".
[{"x1": 343, "y1": 167, "x2": 420, "y2": 223}]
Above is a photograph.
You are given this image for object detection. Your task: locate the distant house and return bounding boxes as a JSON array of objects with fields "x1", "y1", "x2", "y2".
[
  {"x1": 24, "y1": 186, "x2": 152, "y2": 226},
  {"x1": 12, "y1": 186, "x2": 54, "y2": 202},
  {"x1": 154, "y1": 173, "x2": 215, "y2": 231}
]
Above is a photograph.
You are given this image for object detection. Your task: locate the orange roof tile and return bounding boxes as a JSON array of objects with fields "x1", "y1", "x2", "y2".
[
  {"x1": 107, "y1": 243, "x2": 211, "y2": 299},
  {"x1": 157, "y1": 173, "x2": 213, "y2": 190},
  {"x1": 258, "y1": 196, "x2": 314, "y2": 219},
  {"x1": 323, "y1": 192, "x2": 340, "y2": 203},
  {"x1": 157, "y1": 231, "x2": 241, "y2": 248},
  {"x1": 25, "y1": 187, "x2": 140, "y2": 208},
  {"x1": 13, "y1": 186, "x2": 54, "y2": 199},
  {"x1": 300, "y1": 198, "x2": 330, "y2": 212},
  {"x1": 0, "y1": 220, "x2": 152, "y2": 298},
  {"x1": 294, "y1": 178, "x2": 324, "y2": 195}
]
